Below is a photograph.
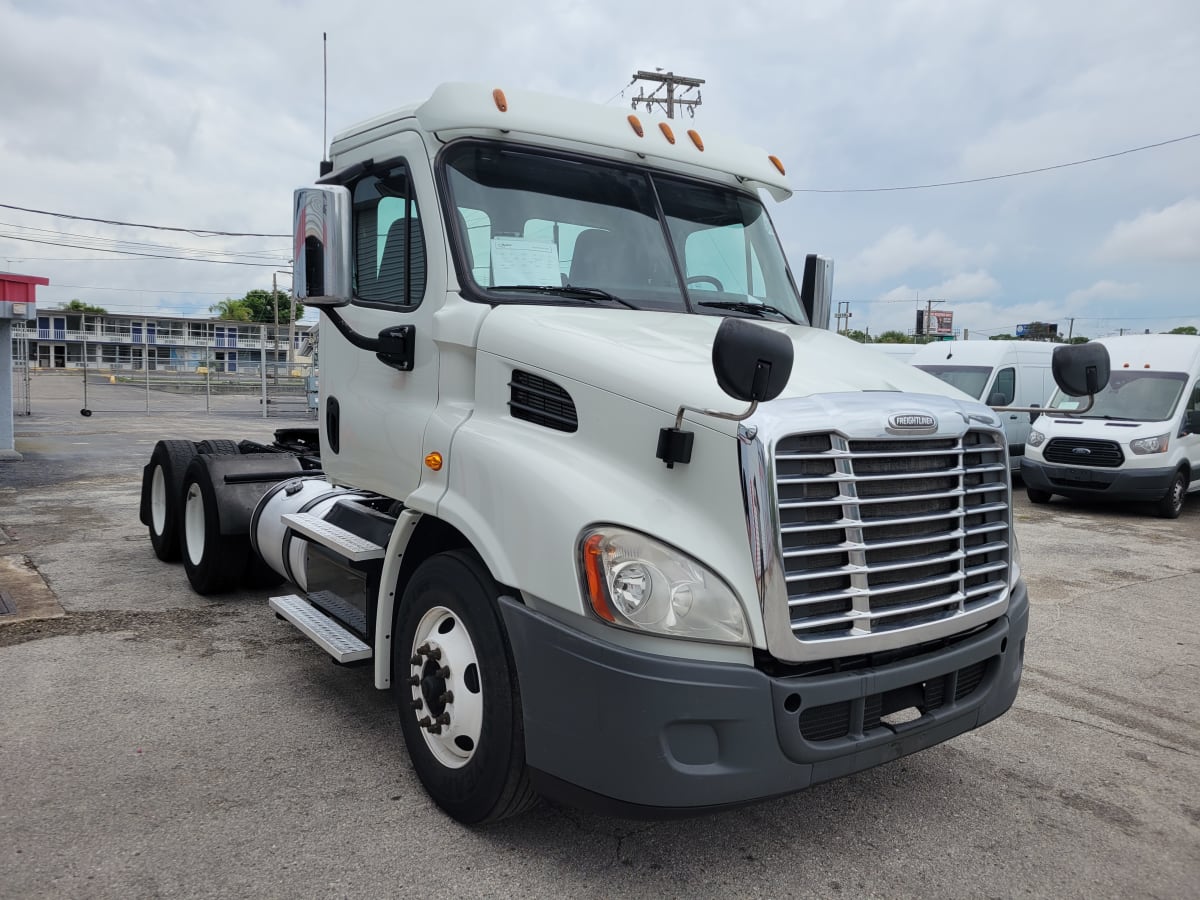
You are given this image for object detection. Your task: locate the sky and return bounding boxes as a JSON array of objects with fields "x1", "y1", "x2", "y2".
[{"x1": 1, "y1": 0, "x2": 1198, "y2": 340}]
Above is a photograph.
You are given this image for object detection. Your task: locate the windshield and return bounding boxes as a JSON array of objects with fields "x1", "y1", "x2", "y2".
[
  {"x1": 439, "y1": 141, "x2": 806, "y2": 323},
  {"x1": 914, "y1": 364, "x2": 993, "y2": 400},
  {"x1": 1048, "y1": 369, "x2": 1188, "y2": 421}
]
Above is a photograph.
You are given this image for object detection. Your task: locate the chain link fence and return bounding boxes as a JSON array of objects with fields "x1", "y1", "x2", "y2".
[{"x1": 11, "y1": 328, "x2": 30, "y2": 416}]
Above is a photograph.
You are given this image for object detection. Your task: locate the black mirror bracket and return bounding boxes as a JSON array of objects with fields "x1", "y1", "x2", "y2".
[
  {"x1": 324, "y1": 309, "x2": 416, "y2": 372},
  {"x1": 657, "y1": 401, "x2": 759, "y2": 469}
]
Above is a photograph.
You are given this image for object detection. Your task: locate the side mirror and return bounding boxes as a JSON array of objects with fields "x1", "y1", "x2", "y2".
[
  {"x1": 712, "y1": 317, "x2": 794, "y2": 403},
  {"x1": 1052, "y1": 342, "x2": 1110, "y2": 397},
  {"x1": 293, "y1": 186, "x2": 353, "y2": 308},
  {"x1": 1184, "y1": 410, "x2": 1200, "y2": 435},
  {"x1": 987, "y1": 391, "x2": 1007, "y2": 407},
  {"x1": 798, "y1": 254, "x2": 834, "y2": 330},
  {"x1": 1029, "y1": 403, "x2": 1041, "y2": 425}
]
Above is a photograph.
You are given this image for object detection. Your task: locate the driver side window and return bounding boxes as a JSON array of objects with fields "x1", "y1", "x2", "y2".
[
  {"x1": 352, "y1": 162, "x2": 426, "y2": 307},
  {"x1": 991, "y1": 367, "x2": 1016, "y2": 406}
]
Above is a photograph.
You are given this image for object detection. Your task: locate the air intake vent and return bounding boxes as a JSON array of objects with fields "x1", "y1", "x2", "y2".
[{"x1": 509, "y1": 370, "x2": 578, "y2": 433}]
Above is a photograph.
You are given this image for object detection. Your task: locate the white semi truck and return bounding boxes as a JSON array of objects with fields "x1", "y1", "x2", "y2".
[{"x1": 139, "y1": 83, "x2": 1107, "y2": 823}]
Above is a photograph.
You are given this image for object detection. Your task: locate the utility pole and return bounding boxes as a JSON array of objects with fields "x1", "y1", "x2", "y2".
[
  {"x1": 920, "y1": 298, "x2": 946, "y2": 342},
  {"x1": 272, "y1": 272, "x2": 280, "y2": 381},
  {"x1": 835, "y1": 300, "x2": 853, "y2": 335},
  {"x1": 631, "y1": 70, "x2": 705, "y2": 119},
  {"x1": 1067, "y1": 318, "x2": 1075, "y2": 341}
]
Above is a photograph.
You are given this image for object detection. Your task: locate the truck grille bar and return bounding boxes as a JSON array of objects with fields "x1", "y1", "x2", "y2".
[{"x1": 742, "y1": 396, "x2": 1013, "y2": 664}]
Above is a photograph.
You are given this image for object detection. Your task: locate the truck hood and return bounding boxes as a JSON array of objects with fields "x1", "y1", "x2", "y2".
[{"x1": 476, "y1": 306, "x2": 960, "y2": 421}]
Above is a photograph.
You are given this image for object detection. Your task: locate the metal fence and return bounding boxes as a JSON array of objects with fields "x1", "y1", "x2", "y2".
[
  {"x1": 12, "y1": 329, "x2": 30, "y2": 416},
  {"x1": 29, "y1": 362, "x2": 319, "y2": 420}
]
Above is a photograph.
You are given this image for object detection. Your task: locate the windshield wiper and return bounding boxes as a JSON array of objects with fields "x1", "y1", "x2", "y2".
[
  {"x1": 491, "y1": 284, "x2": 637, "y2": 309},
  {"x1": 697, "y1": 300, "x2": 798, "y2": 324}
]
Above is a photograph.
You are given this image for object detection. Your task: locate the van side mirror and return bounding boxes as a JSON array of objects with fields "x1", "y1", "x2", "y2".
[
  {"x1": 712, "y1": 317, "x2": 794, "y2": 403},
  {"x1": 1052, "y1": 342, "x2": 1110, "y2": 397},
  {"x1": 1029, "y1": 403, "x2": 1041, "y2": 425},
  {"x1": 293, "y1": 186, "x2": 353, "y2": 308}
]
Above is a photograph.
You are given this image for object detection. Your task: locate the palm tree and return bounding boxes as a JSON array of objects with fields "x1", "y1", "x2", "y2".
[{"x1": 209, "y1": 299, "x2": 252, "y2": 321}]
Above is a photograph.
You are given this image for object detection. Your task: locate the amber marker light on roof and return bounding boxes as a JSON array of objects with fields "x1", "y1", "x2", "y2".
[
  {"x1": 424, "y1": 452, "x2": 444, "y2": 471},
  {"x1": 688, "y1": 129, "x2": 704, "y2": 151},
  {"x1": 492, "y1": 89, "x2": 508, "y2": 112},
  {"x1": 627, "y1": 114, "x2": 644, "y2": 137},
  {"x1": 659, "y1": 123, "x2": 676, "y2": 144},
  {"x1": 769, "y1": 155, "x2": 786, "y2": 175}
]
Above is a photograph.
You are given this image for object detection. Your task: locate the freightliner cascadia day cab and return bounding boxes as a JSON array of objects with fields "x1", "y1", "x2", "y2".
[
  {"x1": 911, "y1": 340, "x2": 1060, "y2": 473},
  {"x1": 1021, "y1": 333, "x2": 1200, "y2": 518},
  {"x1": 139, "y1": 83, "x2": 1108, "y2": 823}
]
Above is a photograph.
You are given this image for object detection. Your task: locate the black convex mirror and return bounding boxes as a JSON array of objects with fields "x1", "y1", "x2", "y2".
[
  {"x1": 712, "y1": 317, "x2": 794, "y2": 403},
  {"x1": 1052, "y1": 342, "x2": 1110, "y2": 397},
  {"x1": 293, "y1": 186, "x2": 353, "y2": 308}
]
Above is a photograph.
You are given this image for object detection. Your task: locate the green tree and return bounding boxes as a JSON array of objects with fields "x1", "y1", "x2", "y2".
[
  {"x1": 210, "y1": 290, "x2": 304, "y2": 324},
  {"x1": 875, "y1": 330, "x2": 912, "y2": 343},
  {"x1": 63, "y1": 298, "x2": 107, "y2": 314},
  {"x1": 209, "y1": 299, "x2": 253, "y2": 321},
  {"x1": 843, "y1": 329, "x2": 870, "y2": 343},
  {"x1": 1168, "y1": 325, "x2": 1197, "y2": 335},
  {"x1": 1067, "y1": 336, "x2": 1090, "y2": 344},
  {"x1": 989, "y1": 334, "x2": 1018, "y2": 341}
]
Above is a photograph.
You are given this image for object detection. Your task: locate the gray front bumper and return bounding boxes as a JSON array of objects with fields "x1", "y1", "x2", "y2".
[
  {"x1": 500, "y1": 582, "x2": 1028, "y2": 816},
  {"x1": 1021, "y1": 457, "x2": 1177, "y2": 501}
]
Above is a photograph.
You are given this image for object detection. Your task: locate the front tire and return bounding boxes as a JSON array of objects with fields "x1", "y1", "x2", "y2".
[
  {"x1": 180, "y1": 456, "x2": 248, "y2": 595},
  {"x1": 1026, "y1": 486, "x2": 1052, "y2": 504},
  {"x1": 1155, "y1": 470, "x2": 1187, "y2": 519},
  {"x1": 143, "y1": 440, "x2": 198, "y2": 562},
  {"x1": 393, "y1": 551, "x2": 537, "y2": 824}
]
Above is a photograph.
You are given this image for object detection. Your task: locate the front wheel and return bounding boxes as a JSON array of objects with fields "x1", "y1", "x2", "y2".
[
  {"x1": 393, "y1": 551, "x2": 537, "y2": 824},
  {"x1": 1026, "y1": 486, "x2": 1052, "y2": 504},
  {"x1": 1155, "y1": 470, "x2": 1187, "y2": 519}
]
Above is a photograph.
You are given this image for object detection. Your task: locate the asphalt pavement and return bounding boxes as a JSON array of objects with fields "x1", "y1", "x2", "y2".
[{"x1": 1, "y1": 373, "x2": 1198, "y2": 899}]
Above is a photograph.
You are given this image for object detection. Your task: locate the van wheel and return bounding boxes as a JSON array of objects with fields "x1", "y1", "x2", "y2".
[
  {"x1": 393, "y1": 551, "x2": 538, "y2": 824},
  {"x1": 181, "y1": 456, "x2": 249, "y2": 595},
  {"x1": 1026, "y1": 487, "x2": 1052, "y2": 504},
  {"x1": 1155, "y1": 470, "x2": 1187, "y2": 519},
  {"x1": 143, "y1": 440, "x2": 198, "y2": 562}
]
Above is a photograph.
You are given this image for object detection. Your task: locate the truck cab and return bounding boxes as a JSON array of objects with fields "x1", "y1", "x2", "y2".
[{"x1": 142, "y1": 83, "x2": 1107, "y2": 823}]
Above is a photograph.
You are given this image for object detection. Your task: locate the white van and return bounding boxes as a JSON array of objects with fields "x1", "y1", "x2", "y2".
[
  {"x1": 1021, "y1": 334, "x2": 1200, "y2": 517},
  {"x1": 910, "y1": 340, "x2": 1058, "y2": 471}
]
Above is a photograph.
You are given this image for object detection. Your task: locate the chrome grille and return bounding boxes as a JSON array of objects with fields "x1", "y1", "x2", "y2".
[{"x1": 773, "y1": 429, "x2": 1010, "y2": 644}]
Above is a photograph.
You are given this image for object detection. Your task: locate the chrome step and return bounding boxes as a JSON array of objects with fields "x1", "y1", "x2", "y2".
[
  {"x1": 270, "y1": 593, "x2": 372, "y2": 663},
  {"x1": 281, "y1": 512, "x2": 385, "y2": 562}
]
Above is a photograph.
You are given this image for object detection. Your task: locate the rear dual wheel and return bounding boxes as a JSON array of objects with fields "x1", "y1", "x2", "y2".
[
  {"x1": 145, "y1": 440, "x2": 199, "y2": 561},
  {"x1": 180, "y1": 456, "x2": 249, "y2": 595}
]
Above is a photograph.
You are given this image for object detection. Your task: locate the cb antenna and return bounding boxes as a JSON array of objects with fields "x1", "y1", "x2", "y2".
[{"x1": 319, "y1": 32, "x2": 332, "y2": 176}]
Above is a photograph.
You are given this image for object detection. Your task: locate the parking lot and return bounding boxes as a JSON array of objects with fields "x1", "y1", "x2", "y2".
[{"x1": 2, "y1": 375, "x2": 1198, "y2": 899}]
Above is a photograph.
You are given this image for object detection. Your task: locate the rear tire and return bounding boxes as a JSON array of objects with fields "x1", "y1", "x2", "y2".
[
  {"x1": 144, "y1": 440, "x2": 198, "y2": 562},
  {"x1": 1026, "y1": 486, "x2": 1052, "y2": 504},
  {"x1": 180, "y1": 456, "x2": 248, "y2": 595},
  {"x1": 197, "y1": 439, "x2": 240, "y2": 455},
  {"x1": 1155, "y1": 470, "x2": 1187, "y2": 519},
  {"x1": 393, "y1": 551, "x2": 538, "y2": 824}
]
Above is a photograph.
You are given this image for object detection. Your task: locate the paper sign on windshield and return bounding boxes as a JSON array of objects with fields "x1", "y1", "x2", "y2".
[{"x1": 491, "y1": 238, "x2": 562, "y2": 287}]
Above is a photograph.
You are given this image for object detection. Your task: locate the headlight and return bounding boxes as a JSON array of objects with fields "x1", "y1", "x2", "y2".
[
  {"x1": 1130, "y1": 433, "x2": 1170, "y2": 455},
  {"x1": 1027, "y1": 428, "x2": 1045, "y2": 448},
  {"x1": 580, "y1": 527, "x2": 749, "y2": 645}
]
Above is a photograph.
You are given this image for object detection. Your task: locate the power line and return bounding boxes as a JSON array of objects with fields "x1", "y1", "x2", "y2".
[
  {"x1": 795, "y1": 131, "x2": 1200, "y2": 193},
  {"x1": 0, "y1": 222, "x2": 288, "y2": 259},
  {"x1": 0, "y1": 233, "x2": 290, "y2": 266},
  {"x1": 630, "y1": 70, "x2": 705, "y2": 120},
  {"x1": 0, "y1": 202, "x2": 289, "y2": 237}
]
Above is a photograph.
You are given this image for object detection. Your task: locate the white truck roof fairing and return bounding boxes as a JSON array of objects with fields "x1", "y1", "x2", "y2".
[{"x1": 330, "y1": 82, "x2": 793, "y2": 200}]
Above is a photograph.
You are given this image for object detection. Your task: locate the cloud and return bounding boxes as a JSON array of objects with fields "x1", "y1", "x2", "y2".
[
  {"x1": 841, "y1": 227, "x2": 983, "y2": 284},
  {"x1": 1097, "y1": 198, "x2": 1200, "y2": 263},
  {"x1": 1065, "y1": 280, "x2": 1141, "y2": 306}
]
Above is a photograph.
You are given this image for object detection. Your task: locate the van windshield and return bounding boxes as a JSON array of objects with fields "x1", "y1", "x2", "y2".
[
  {"x1": 439, "y1": 140, "x2": 806, "y2": 324},
  {"x1": 914, "y1": 364, "x2": 992, "y2": 400},
  {"x1": 1048, "y1": 370, "x2": 1188, "y2": 421}
]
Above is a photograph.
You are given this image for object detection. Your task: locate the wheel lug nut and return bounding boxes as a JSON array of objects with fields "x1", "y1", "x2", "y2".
[
  {"x1": 429, "y1": 725, "x2": 443, "y2": 735},
  {"x1": 436, "y1": 713, "x2": 450, "y2": 726},
  {"x1": 427, "y1": 647, "x2": 442, "y2": 661},
  {"x1": 407, "y1": 675, "x2": 420, "y2": 686},
  {"x1": 437, "y1": 666, "x2": 450, "y2": 679},
  {"x1": 418, "y1": 715, "x2": 431, "y2": 729},
  {"x1": 411, "y1": 699, "x2": 423, "y2": 710},
  {"x1": 417, "y1": 642, "x2": 431, "y2": 655},
  {"x1": 439, "y1": 691, "x2": 454, "y2": 704},
  {"x1": 409, "y1": 654, "x2": 422, "y2": 665}
]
